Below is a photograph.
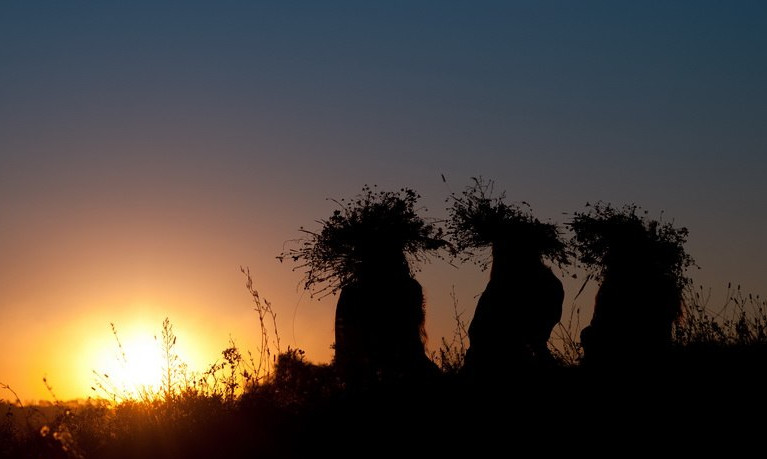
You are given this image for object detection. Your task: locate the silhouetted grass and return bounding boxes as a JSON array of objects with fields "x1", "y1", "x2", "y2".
[
  {"x1": 430, "y1": 287, "x2": 469, "y2": 375},
  {"x1": 675, "y1": 283, "x2": 767, "y2": 347},
  {"x1": 3, "y1": 280, "x2": 767, "y2": 458}
]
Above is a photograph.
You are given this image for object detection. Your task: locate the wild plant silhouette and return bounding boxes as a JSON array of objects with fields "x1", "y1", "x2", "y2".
[{"x1": 3, "y1": 281, "x2": 767, "y2": 458}]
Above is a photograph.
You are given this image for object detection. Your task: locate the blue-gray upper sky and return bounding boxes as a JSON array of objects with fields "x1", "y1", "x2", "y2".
[{"x1": 1, "y1": 1, "x2": 766, "y2": 399}]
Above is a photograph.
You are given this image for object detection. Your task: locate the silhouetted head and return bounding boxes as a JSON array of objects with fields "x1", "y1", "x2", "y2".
[
  {"x1": 354, "y1": 243, "x2": 411, "y2": 281},
  {"x1": 488, "y1": 238, "x2": 545, "y2": 275},
  {"x1": 603, "y1": 227, "x2": 653, "y2": 271},
  {"x1": 570, "y1": 202, "x2": 694, "y2": 293},
  {"x1": 282, "y1": 185, "x2": 445, "y2": 296},
  {"x1": 491, "y1": 237, "x2": 543, "y2": 260},
  {"x1": 448, "y1": 178, "x2": 569, "y2": 270}
]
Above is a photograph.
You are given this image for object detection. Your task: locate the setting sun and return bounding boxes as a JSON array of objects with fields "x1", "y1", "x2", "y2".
[
  {"x1": 77, "y1": 316, "x2": 224, "y2": 399},
  {"x1": 95, "y1": 330, "x2": 165, "y2": 394}
]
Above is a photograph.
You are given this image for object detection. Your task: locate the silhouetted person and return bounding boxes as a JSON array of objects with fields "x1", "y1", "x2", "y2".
[
  {"x1": 580, "y1": 240, "x2": 682, "y2": 368},
  {"x1": 334, "y1": 245, "x2": 437, "y2": 387},
  {"x1": 463, "y1": 239, "x2": 564, "y2": 378}
]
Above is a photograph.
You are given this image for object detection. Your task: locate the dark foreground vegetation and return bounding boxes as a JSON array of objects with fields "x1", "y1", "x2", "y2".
[{"x1": 3, "y1": 283, "x2": 767, "y2": 458}]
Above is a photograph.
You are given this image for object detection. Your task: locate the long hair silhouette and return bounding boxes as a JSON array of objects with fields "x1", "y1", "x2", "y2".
[
  {"x1": 570, "y1": 203, "x2": 693, "y2": 367},
  {"x1": 281, "y1": 186, "x2": 443, "y2": 387},
  {"x1": 447, "y1": 178, "x2": 568, "y2": 378},
  {"x1": 463, "y1": 240, "x2": 564, "y2": 375}
]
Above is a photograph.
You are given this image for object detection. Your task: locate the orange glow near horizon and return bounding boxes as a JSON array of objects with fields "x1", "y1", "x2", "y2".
[
  {"x1": 70, "y1": 314, "x2": 233, "y2": 402},
  {"x1": 75, "y1": 312, "x2": 268, "y2": 401},
  {"x1": 92, "y1": 327, "x2": 166, "y2": 395},
  {"x1": 0, "y1": 285, "x2": 339, "y2": 404}
]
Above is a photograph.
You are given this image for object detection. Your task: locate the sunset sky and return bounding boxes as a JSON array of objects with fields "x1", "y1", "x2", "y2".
[{"x1": 2, "y1": 1, "x2": 766, "y2": 402}]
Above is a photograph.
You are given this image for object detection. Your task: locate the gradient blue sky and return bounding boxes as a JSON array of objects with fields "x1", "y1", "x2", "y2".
[{"x1": 2, "y1": 1, "x2": 766, "y2": 400}]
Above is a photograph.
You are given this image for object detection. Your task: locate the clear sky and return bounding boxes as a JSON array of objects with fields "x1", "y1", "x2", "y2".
[{"x1": 2, "y1": 1, "x2": 766, "y2": 401}]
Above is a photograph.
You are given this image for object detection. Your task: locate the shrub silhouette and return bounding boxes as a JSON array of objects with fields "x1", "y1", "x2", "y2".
[
  {"x1": 569, "y1": 202, "x2": 695, "y2": 367},
  {"x1": 281, "y1": 185, "x2": 445, "y2": 386},
  {"x1": 447, "y1": 178, "x2": 567, "y2": 376}
]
